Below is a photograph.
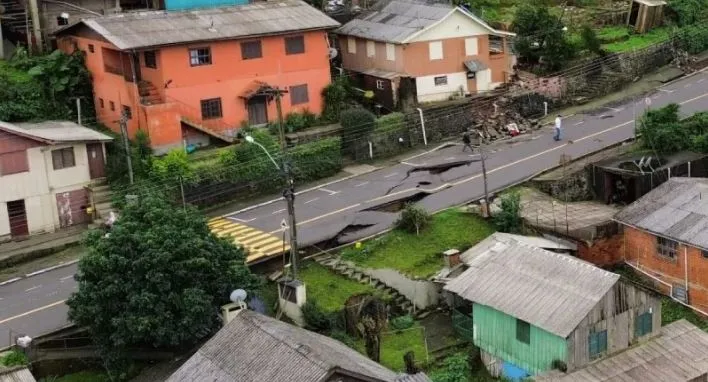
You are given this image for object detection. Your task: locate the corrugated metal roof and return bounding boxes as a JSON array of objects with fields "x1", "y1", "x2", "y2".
[
  {"x1": 464, "y1": 59, "x2": 487, "y2": 72},
  {"x1": 395, "y1": 373, "x2": 432, "y2": 382},
  {"x1": 166, "y1": 310, "x2": 399, "y2": 382},
  {"x1": 0, "y1": 120, "x2": 113, "y2": 143},
  {"x1": 0, "y1": 367, "x2": 37, "y2": 382},
  {"x1": 614, "y1": 177, "x2": 708, "y2": 250},
  {"x1": 445, "y1": 233, "x2": 619, "y2": 337},
  {"x1": 61, "y1": 0, "x2": 339, "y2": 50},
  {"x1": 537, "y1": 320, "x2": 708, "y2": 381}
]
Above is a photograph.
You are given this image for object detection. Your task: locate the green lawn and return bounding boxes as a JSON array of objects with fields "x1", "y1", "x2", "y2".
[
  {"x1": 597, "y1": 26, "x2": 630, "y2": 43},
  {"x1": 603, "y1": 27, "x2": 671, "y2": 53},
  {"x1": 342, "y1": 210, "x2": 495, "y2": 278},
  {"x1": 299, "y1": 263, "x2": 379, "y2": 312},
  {"x1": 356, "y1": 326, "x2": 428, "y2": 372}
]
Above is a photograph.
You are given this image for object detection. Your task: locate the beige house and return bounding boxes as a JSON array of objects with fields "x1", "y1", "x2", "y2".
[
  {"x1": 0, "y1": 121, "x2": 112, "y2": 241},
  {"x1": 336, "y1": 0, "x2": 515, "y2": 109}
]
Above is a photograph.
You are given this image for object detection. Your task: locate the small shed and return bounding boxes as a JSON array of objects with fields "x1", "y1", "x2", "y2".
[{"x1": 627, "y1": 0, "x2": 667, "y2": 34}]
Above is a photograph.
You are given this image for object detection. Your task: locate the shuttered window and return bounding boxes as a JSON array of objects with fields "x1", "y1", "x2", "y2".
[
  {"x1": 290, "y1": 84, "x2": 309, "y2": 105},
  {"x1": 0, "y1": 151, "x2": 29, "y2": 175},
  {"x1": 588, "y1": 330, "x2": 607, "y2": 359},
  {"x1": 241, "y1": 41, "x2": 262, "y2": 60},
  {"x1": 52, "y1": 147, "x2": 76, "y2": 170},
  {"x1": 285, "y1": 35, "x2": 305, "y2": 55},
  {"x1": 635, "y1": 312, "x2": 652, "y2": 337},
  {"x1": 516, "y1": 319, "x2": 530, "y2": 344}
]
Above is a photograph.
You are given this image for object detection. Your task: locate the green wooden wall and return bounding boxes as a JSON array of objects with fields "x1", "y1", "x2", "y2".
[{"x1": 472, "y1": 303, "x2": 568, "y2": 375}]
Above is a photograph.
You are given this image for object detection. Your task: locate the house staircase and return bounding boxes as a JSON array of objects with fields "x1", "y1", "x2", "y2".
[
  {"x1": 87, "y1": 178, "x2": 113, "y2": 226},
  {"x1": 0, "y1": 0, "x2": 33, "y2": 36},
  {"x1": 138, "y1": 81, "x2": 163, "y2": 105},
  {"x1": 313, "y1": 254, "x2": 424, "y2": 317}
]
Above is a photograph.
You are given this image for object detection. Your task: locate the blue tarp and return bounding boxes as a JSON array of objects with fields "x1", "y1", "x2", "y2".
[{"x1": 502, "y1": 361, "x2": 531, "y2": 381}]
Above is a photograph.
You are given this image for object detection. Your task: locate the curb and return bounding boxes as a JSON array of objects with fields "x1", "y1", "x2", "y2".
[{"x1": 0, "y1": 259, "x2": 80, "y2": 287}]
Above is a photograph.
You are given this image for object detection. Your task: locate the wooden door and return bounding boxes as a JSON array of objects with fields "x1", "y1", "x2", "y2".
[
  {"x1": 7, "y1": 199, "x2": 29, "y2": 238},
  {"x1": 247, "y1": 97, "x2": 268, "y2": 125},
  {"x1": 56, "y1": 189, "x2": 89, "y2": 228},
  {"x1": 87, "y1": 143, "x2": 106, "y2": 179}
]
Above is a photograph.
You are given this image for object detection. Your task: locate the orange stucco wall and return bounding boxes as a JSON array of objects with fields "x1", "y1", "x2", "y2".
[
  {"x1": 60, "y1": 29, "x2": 332, "y2": 151},
  {"x1": 624, "y1": 226, "x2": 708, "y2": 312}
]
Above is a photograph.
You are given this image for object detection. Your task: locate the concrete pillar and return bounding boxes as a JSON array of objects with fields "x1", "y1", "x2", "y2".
[{"x1": 27, "y1": 0, "x2": 43, "y2": 52}]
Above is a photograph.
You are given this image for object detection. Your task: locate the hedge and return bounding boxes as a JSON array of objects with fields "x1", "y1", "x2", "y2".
[{"x1": 291, "y1": 137, "x2": 343, "y2": 182}]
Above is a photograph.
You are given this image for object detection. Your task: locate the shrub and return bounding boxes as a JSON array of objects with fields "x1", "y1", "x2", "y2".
[
  {"x1": 376, "y1": 112, "x2": 405, "y2": 132},
  {"x1": 151, "y1": 149, "x2": 193, "y2": 183},
  {"x1": 291, "y1": 137, "x2": 342, "y2": 182},
  {"x1": 302, "y1": 299, "x2": 334, "y2": 333},
  {"x1": 0, "y1": 350, "x2": 29, "y2": 367},
  {"x1": 677, "y1": 25, "x2": 708, "y2": 54},
  {"x1": 340, "y1": 108, "x2": 376, "y2": 157},
  {"x1": 322, "y1": 76, "x2": 351, "y2": 122},
  {"x1": 285, "y1": 109, "x2": 319, "y2": 133},
  {"x1": 390, "y1": 315, "x2": 415, "y2": 331},
  {"x1": 329, "y1": 330, "x2": 356, "y2": 348},
  {"x1": 667, "y1": 0, "x2": 707, "y2": 26},
  {"x1": 396, "y1": 204, "x2": 432, "y2": 235},
  {"x1": 580, "y1": 25, "x2": 603, "y2": 55},
  {"x1": 430, "y1": 353, "x2": 470, "y2": 382},
  {"x1": 493, "y1": 191, "x2": 522, "y2": 233}
]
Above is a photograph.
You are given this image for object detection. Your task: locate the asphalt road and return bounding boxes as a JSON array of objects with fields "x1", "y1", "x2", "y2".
[{"x1": 1, "y1": 70, "x2": 707, "y2": 349}]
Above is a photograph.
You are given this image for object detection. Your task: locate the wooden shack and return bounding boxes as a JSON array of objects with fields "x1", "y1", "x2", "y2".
[{"x1": 627, "y1": 0, "x2": 667, "y2": 33}]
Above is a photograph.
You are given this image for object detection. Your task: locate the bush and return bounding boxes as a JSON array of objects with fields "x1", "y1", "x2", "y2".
[
  {"x1": 302, "y1": 299, "x2": 334, "y2": 333},
  {"x1": 0, "y1": 350, "x2": 28, "y2": 367},
  {"x1": 291, "y1": 137, "x2": 342, "y2": 182},
  {"x1": 152, "y1": 149, "x2": 193, "y2": 183},
  {"x1": 285, "y1": 109, "x2": 319, "y2": 133},
  {"x1": 340, "y1": 108, "x2": 376, "y2": 157},
  {"x1": 376, "y1": 112, "x2": 405, "y2": 132},
  {"x1": 667, "y1": 0, "x2": 707, "y2": 26},
  {"x1": 677, "y1": 25, "x2": 708, "y2": 54},
  {"x1": 390, "y1": 315, "x2": 415, "y2": 331},
  {"x1": 493, "y1": 191, "x2": 522, "y2": 233},
  {"x1": 430, "y1": 353, "x2": 470, "y2": 382},
  {"x1": 322, "y1": 76, "x2": 351, "y2": 122},
  {"x1": 329, "y1": 330, "x2": 356, "y2": 348},
  {"x1": 580, "y1": 25, "x2": 603, "y2": 55},
  {"x1": 396, "y1": 204, "x2": 432, "y2": 235}
]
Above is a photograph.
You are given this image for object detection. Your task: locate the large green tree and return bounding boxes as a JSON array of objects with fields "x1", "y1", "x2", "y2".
[
  {"x1": 511, "y1": 4, "x2": 576, "y2": 71},
  {"x1": 68, "y1": 193, "x2": 259, "y2": 372}
]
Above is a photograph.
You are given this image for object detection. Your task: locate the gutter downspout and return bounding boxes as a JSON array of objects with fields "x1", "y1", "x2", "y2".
[{"x1": 684, "y1": 246, "x2": 689, "y2": 293}]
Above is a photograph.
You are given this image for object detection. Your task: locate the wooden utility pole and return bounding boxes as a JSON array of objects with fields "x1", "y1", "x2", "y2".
[
  {"x1": 119, "y1": 112, "x2": 134, "y2": 185},
  {"x1": 478, "y1": 132, "x2": 490, "y2": 218}
]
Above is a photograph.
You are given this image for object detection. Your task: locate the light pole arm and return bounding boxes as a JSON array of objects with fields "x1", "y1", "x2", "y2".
[{"x1": 253, "y1": 141, "x2": 281, "y2": 172}]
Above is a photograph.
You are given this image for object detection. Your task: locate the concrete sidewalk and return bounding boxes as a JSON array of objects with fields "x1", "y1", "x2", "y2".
[{"x1": 0, "y1": 226, "x2": 85, "y2": 268}]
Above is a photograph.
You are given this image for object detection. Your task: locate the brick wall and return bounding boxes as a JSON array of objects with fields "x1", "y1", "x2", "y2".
[
  {"x1": 576, "y1": 233, "x2": 624, "y2": 267},
  {"x1": 624, "y1": 226, "x2": 708, "y2": 312}
]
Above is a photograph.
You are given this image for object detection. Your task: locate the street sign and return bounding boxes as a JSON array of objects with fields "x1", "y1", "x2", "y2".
[{"x1": 280, "y1": 219, "x2": 288, "y2": 229}]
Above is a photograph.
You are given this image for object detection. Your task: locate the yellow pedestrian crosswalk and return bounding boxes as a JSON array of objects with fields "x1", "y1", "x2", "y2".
[{"x1": 208, "y1": 217, "x2": 289, "y2": 264}]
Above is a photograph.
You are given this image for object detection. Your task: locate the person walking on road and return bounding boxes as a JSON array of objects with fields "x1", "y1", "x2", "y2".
[
  {"x1": 554, "y1": 114, "x2": 562, "y2": 141},
  {"x1": 462, "y1": 130, "x2": 474, "y2": 152}
]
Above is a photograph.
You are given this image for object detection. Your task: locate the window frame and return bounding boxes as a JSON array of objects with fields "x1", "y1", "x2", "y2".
[
  {"x1": 366, "y1": 40, "x2": 376, "y2": 58},
  {"x1": 144, "y1": 50, "x2": 157, "y2": 69},
  {"x1": 0, "y1": 151, "x2": 30, "y2": 176},
  {"x1": 285, "y1": 35, "x2": 305, "y2": 55},
  {"x1": 489, "y1": 35, "x2": 505, "y2": 55},
  {"x1": 189, "y1": 47, "x2": 212, "y2": 67},
  {"x1": 465, "y1": 37, "x2": 479, "y2": 56},
  {"x1": 241, "y1": 40, "x2": 263, "y2": 60},
  {"x1": 57, "y1": 16, "x2": 69, "y2": 26},
  {"x1": 51, "y1": 147, "x2": 76, "y2": 170},
  {"x1": 290, "y1": 84, "x2": 309, "y2": 106},
  {"x1": 376, "y1": 80, "x2": 385, "y2": 90},
  {"x1": 347, "y1": 37, "x2": 356, "y2": 54},
  {"x1": 88, "y1": 44, "x2": 95, "y2": 53},
  {"x1": 99, "y1": 98, "x2": 104, "y2": 109},
  {"x1": 656, "y1": 236, "x2": 678, "y2": 260},
  {"x1": 109, "y1": 101, "x2": 115, "y2": 111},
  {"x1": 516, "y1": 319, "x2": 530, "y2": 345},
  {"x1": 434, "y1": 76, "x2": 448, "y2": 86},
  {"x1": 428, "y1": 41, "x2": 443, "y2": 60},
  {"x1": 588, "y1": 330, "x2": 608, "y2": 359},
  {"x1": 200, "y1": 98, "x2": 223, "y2": 120},
  {"x1": 122, "y1": 105, "x2": 132, "y2": 120},
  {"x1": 702, "y1": 249, "x2": 708, "y2": 259},
  {"x1": 385, "y1": 43, "x2": 395, "y2": 61}
]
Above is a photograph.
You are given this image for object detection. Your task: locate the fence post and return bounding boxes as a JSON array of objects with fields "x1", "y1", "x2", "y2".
[
  {"x1": 544, "y1": 101, "x2": 548, "y2": 116},
  {"x1": 368, "y1": 141, "x2": 373, "y2": 159},
  {"x1": 416, "y1": 107, "x2": 428, "y2": 146}
]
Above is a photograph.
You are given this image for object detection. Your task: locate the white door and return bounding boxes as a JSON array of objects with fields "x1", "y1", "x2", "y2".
[{"x1": 476, "y1": 69, "x2": 492, "y2": 93}]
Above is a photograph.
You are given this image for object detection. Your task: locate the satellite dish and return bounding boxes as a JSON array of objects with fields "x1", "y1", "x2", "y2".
[
  {"x1": 328, "y1": 48, "x2": 338, "y2": 60},
  {"x1": 230, "y1": 289, "x2": 248, "y2": 304}
]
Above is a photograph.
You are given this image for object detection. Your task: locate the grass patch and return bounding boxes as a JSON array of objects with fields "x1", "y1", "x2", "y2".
[
  {"x1": 342, "y1": 210, "x2": 495, "y2": 278},
  {"x1": 255, "y1": 281, "x2": 279, "y2": 316},
  {"x1": 356, "y1": 326, "x2": 428, "y2": 372},
  {"x1": 597, "y1": 26, "x2": 630, "y2": 43},
  {"x1": 603, "y1": 27, "x2": 671, "y2": 53},
  {"x1": 299, "y1": 262, "x2": 378, "y2": 312},
  {"x1": 39, "y1": 371, "x2": 110, "y2": 382}
]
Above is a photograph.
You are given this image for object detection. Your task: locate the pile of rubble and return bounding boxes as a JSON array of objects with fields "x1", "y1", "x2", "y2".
[{"x1": 469, "y1": 96, "x2": 541, "y2": 141}]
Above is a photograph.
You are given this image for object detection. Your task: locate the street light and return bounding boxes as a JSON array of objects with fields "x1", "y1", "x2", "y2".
[{"x1": 244, "y1": 134, "x2": 299, "y2": 280}]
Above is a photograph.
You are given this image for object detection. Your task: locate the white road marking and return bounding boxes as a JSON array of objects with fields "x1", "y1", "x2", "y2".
[
  {"x1": 318, "y1": 187, "x2": 340, "y2": 195},
  {"x1": 652, "y1": 95, "x2": 660, "y2": 99},
  {"x1": 232, "y1": 217, "x2": 256, "y2": 223},
  {"x1": 659, "y1": 89, "x2": 674, "y2": 93},
  {"x1": 271, "y1": 209, "x2": 286, "y2": 215},
  {"x1": 354, "y1": 181, "x2": 369, "y2": 187},
  {"x1": 25, "y1": 285, "x2": 41, "y2": 292},
  {"x1": 604, "y1": 106, "x2": 623, "y2": 112},
  {"x1": 574, "y1": 121, "x2": 584, "y2": 126},
  {"x1": 60, "y1": 275, "x2": 73, "y2": 282},
  {"x1": 445, "y1": 156, "x2": 456, "y2": 160},
  {"x1": 0, "y1": 300, "x2": 66, "y2": 325},
  {"x1": 685, "y1": 83, "x2": 692, "y2": 88},
  {"x1": 0, "y1": 277, "x2": 21, "y2": 287},
  {"x1": 304, "y1": 198, "x2": 319, "y2": 204},
  {"x1": 698, "y1": 78, "x2": 706, "y2": 83},
  {"x1": 384, "y1": 172, "x2": 399, "y2": 178}
]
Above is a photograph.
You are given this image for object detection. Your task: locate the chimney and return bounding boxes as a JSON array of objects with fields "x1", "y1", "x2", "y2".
[{"x1": 443, "y1": 249, "x2": 461, "y2": 268}]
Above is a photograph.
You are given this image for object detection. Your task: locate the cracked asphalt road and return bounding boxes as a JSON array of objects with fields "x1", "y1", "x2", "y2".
[{"x1": 1, "y1": 70, "x2": 707, "y2": 349}]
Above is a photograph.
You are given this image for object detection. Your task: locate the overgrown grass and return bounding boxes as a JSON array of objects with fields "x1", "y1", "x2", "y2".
[
  {"x1": 597, "y1": 26, "x2": 630, "y2": 43},
  {"x1": 39, "y1": 371, "x2": 110, "y2": 382},
  {"x1": 603, "y1": 27, "x2": 671, "y2": 53},
  {"x1": 299, "y1": 263, "x2": 378, "y2": 312},
  {"x1": 342, "y1": 210, "x2": 495, "y2": 278},
  {"x1": 356, "y1": 325, "x2": 428, "y2": 372}
]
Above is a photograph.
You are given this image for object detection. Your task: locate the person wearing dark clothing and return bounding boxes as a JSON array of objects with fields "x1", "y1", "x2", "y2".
[{"x1": 462, "y1": 131, "x2": 474, "y2": 152}]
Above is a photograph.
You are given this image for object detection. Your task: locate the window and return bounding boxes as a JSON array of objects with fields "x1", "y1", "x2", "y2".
[
  {"x1": 52, "y1": 148, "x2": 75, "y2": 170},
  {"x1": 635, "y1": 311, "x2": 652, "y2": 337},
  {"x1": 109, "y1": 101, "x2": 115, "y2": 111},
  {"x1": 347, "y1": 37, "x2": 356, "y2": 54},
  {"x1": 56, "y1": 16, "x2": 69, "y2": 26},
  {"x1": 122, "y1": 105, "x2": 132, "y2": 120},
  {"x1": 189, "y1": 47, "x2": 212, "y2": 66},
  {"x1": 241, "y1": 40, "x2": 262, "y2": 60},
  {"x1": 434, "y1": 76, "x2": 448, "y2": 86},
  {"x1": 385, "y1": 43, "x2": 395, "y2": 61},
  {"x1": 376, "y1": 80, "x2": 385, "y2": 90},
  {"x1": 88, "y1": 44, "x2": 95, "y2": 53},
  {"x1": 489, "y1": 35, "x2": 504, "y2": 54},
  {"x1": 0, "y1": 151, "x2": 29, "y2": 175},
  {"x1": 428, "y1": 41, "x2": 443, "y2": 60},
  {"x1": 656, "y1": 237, "x2": 678, "y2": 259},
  {"x1": 366, "y1": 41, "x2": 375, "y2": 57},
  {"x1": 588, "y1": 330, "x2": 607, "y2": 359},
  {"x1": 144, "y1": 51, "x2": 157, "y2": 69},
  {"x1": 290, "y1": 84, "x2": 309, "y2": 105},
  {"x1": 99, "y1": 98, "x2": 104, "y2": 109},
  {"x1": 200, "y1": 98, "x2": 223, "y2": 120},
  {"x1": 285, "y1": 35, "x2": 305, "y2": 55},
  {"x1": 702, "y1": 250, "x2": 708, "y2": 259},
  {"x1": 465, "y1": 37, "x2": 478, "y2": 56},
  {"x1": 516, "y1": 319, "x2": 530, "y2": 344}
]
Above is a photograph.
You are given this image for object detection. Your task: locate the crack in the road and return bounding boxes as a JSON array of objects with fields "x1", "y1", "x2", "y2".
[{"x1": 385, "y1": 160, "x2": 476, "y2": 195}]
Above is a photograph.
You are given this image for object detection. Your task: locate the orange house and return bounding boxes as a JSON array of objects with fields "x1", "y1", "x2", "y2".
[{"x1": 55, "y1": 1, "x2": 339, "y2": 153}]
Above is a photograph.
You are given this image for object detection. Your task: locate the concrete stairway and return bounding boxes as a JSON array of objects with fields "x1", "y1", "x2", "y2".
[
  {"x1": 313, "y1": 254, "x2": 418, "y2": 316},
  {"x1": 88, "y1": 179, "x2": 113, "y2": 224},
  {"x1": 138, "y1": 81, "x2": 163, "y2": 105}
]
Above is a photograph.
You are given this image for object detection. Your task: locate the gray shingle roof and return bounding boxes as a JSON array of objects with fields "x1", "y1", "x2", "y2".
[
  {"x1": 395, "y1": 373, "x2": 432, "y2": 382},
  {"x1": 537, "y1": 320, "x2": 708, "y2": 381},
  {"x1": 444, "y1": 233, "x2": 619, "y2": 337},
  {"x1": 166, "y1": 309, "x2": 398, "y2": 382},
  {"x1": 0, "y1": 120, "x2": 113, "y2": 143},
  {"x1": 614, "y1": 177, "x2": 708, "y2": 250},
  {"x1": 336, "y1": 0, "x2": 511, "y2": 43},
  {"x1": 59, "y1": 0, "x2": 339, "y2": 50}
]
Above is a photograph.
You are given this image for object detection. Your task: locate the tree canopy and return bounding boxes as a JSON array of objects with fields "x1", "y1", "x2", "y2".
[
  {"x1": 511, "y1": 5, "x2": 576, "y2": 72},
  {"x1": 68, "y1": 193, "x2": 259, "y2": 371}
]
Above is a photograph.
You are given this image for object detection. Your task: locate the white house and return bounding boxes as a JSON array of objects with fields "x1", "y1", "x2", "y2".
[{"x1": 0, "y1": 120, "x2": 112, "y2": 241}]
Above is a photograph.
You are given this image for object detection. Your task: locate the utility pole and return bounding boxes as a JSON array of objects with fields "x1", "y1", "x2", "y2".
[
  {"x1": 75, "y1": 98, "x2": 82, "y2": 125},
  {"x1": 478, "y1": 132, "x2": 490, "y2": 218},
  {"x1": 119, "y1": 112, "x2": 134, "y2": 185}
]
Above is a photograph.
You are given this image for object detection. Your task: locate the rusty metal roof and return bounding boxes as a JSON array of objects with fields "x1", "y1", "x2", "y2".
[
  {"x1": 59, "y1": 0, "x2": 340, "y2": 50},
  {"x1": 614, "y1": 177, "x2": 708, "y2": 250}
]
